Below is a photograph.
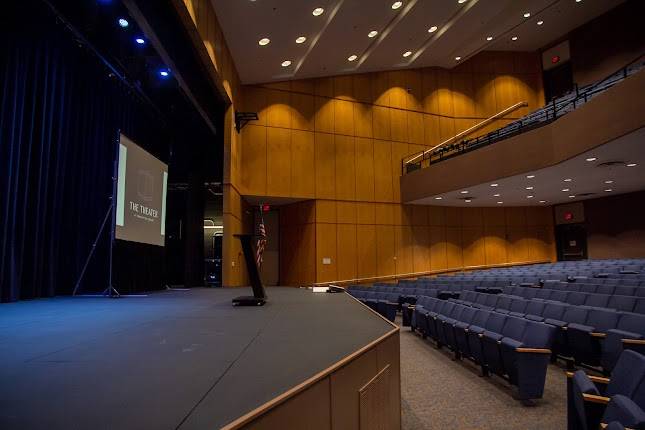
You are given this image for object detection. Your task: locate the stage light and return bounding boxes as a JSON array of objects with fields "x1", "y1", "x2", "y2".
[
  {"x1": 118, "y1": 18, "x2": 129, "y2": 28},
  {"x1": 135, "y1": 37, "x2": 145, "y2": 45},
  {"x1": 281, "y1": 60, "x2": 292, "y2": 67},
  {"x1": 428, "y1": 26, "x2": 438, "y2": 33},
  {"x1": 312, "y1": 7, "x2": 324, "y2": 16},
  {"x1": 403, "y1": 51, "x2": 412, "y2": 57},
  {"x1": 347, "y1": 55, "x2": 358, "y2": 62},
  {"x1": 159, "y1": 69, "x2": 170, "y2": 78},
  {"x1": 368, "y1": 30, "x2": 378, "y2": 38}
]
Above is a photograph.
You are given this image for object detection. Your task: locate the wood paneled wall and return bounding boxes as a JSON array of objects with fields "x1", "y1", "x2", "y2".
[
  {"x1": 176, "y1": 0, "x2": 251, "y2": 286},
  {"x1": 280, "y1": 201, "x2": 555, "y2": 285},
  {"x1": 239, "y1": 51, "x2": 544, "y2": 201}
]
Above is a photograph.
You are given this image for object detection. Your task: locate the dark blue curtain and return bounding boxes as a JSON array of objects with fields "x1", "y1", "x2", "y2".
[{"x1": 0, "y1": 3, "x2": 167, "y2": 301}]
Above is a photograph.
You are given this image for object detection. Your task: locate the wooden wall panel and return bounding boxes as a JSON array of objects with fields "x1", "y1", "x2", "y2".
[
  {"x1": 291, "y1": 93, "x2": 315, "y2": 131},
  {"x1": 429, "y1": 226, "x2": 447, "y2": 270},
  {"x1": 240, "y1": 125, "x2": 267, "y2": 194},
  {"x1": 375, "y1": 225, "x2": 396, "y2": 276},
  {"x1": 446, "y1": 227, "x2": 463, "y2": 269},
  {"x1": 355, "y1": 137, "x2": 375, "y2": 201},
  {"x1": 335, "y1": 135, "x2": 356, "y2": 201},
  {"x1": 412, "y1": 225, "x2": 431, "y2": 273},
  {"x1": 316, "y1": 223, "x2": 338, "y2": 282},
  {"x1": 266, "y1": 90, "x2": 291, "y2": 128},
  {"x1": 336, "y1": 224, "x2": 357, "y2": 281},
  {"x1": 315, "y1": 133, "x2": 336, "y2": 199},
  {"x1": 462, "y1": 226, "x2": 486, "y2": 267},
  {"x1": 357, "y1": 224, "x2": 377, "y2": 278},
  {"x1": 394, "y1": 226, "x2": 414, "y2": 275},
  {"x1": 373, "y1": 140, "x2": 394, "y2": 202},
  {"x1": 507, "y1": 226, "x2": 530, "y2": 263},
  {"x1": 484, "y1": 226, "x2": 508, "y2": 265},
  {"x1": 266, "y1": 128, "x2": 291, "y2": 196},
  {"x1": 334, "y1": 99, "x2": 355, "y2": 136},
  {"x1": 291, "y1": 130, "x2": 315, "y2": 198}
]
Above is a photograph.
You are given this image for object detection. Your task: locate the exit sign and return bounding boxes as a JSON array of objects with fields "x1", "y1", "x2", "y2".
[{"x1": 564, "y1": 212, "x2": 574, "y2": 221}]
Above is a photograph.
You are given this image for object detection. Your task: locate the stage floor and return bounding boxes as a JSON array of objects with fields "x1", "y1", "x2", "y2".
[{"x1": 0, "y1": 287, "x2": 393, "y2": 429}]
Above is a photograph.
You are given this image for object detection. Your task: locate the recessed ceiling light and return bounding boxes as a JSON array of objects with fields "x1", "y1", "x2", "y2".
[
  {"x1": 465, "y1": 199, "x2": 472, "y2": 203},
  {"x1": 586, "y1": 157, "x2": 597, "y2": 162},
  {"x1": 368, "y1": 30, "x2": 378, "y2": 38},
  {"x1": 627, "y1": 163, "x2": 637, "y2": 167},
  {"x1": 118, "y1": 18, "x2": 129, "y2": 28},
  {"x1": 604, "y1": 189, "x2": 613, "y2": 192},
  {"x1": 403, "y1": 51, "x2": 412, "y2": 57},
  {"x1": 391, "y1": 1, "x2": 403, "y2": 10},
  {"x1": 576, "y1": 0, "x2": 582, "y2": 3},
  {"x1": 434, "y1": 197, "x2": 443, "y2": 200},
  {"x1": 312, "y1": 7, "x2": 324, "y2": 16},
  {"x1": 523, "y1": 12, "x2": 531, "y2": 18},
  {"x1": 526, "y1": 175, "x2": 535, "y2": 179},
  {"x1": 569, "y1": 195, "x2": 576, "y2": 198},
  {"x1": 527, "y1": 195, "x2": 534, "y2": 199},
  {"x1": 511, "y1": 36, "x2": 518, "y2": 41},
  {"x1": 537, "y1": 20, "x2": 544, "y2": 26},
  {"x1": 460, "y1": 190, "x2": 469, "y2": 194},
  {"x1": 428, "y1": 26, "x2": 438, "y2": 33},
  {"x1": 562, "y1": 188, "x2": 570, "y2": 192},
  {"x1": 490, "y1": 183, "x2": 499, "y2": 187},
  {"x1": 526, "y1": 186, "x2": 534, "y2": 190},
  {"x1": 563, "y1": 178, "x2": 572, "y2": 182},
  {"x1": 296, "y1": 36, "x2": 307, "y2": 44},
  {"x1": 455, "y1": 56, "x2": 462, "y2": 61},
  {"x1": 493, "y1": 193, "x2": 500, "y2": 197},
  {"x1": 539, "y1": 200, "x2": 547, "y2": 203},
  {"x1": 258, "y1": 38, "x2": 270, "y2": 46},
  {"x1": 497, "y1": 201, "x2": 503, "y2": 204},
  {"x1": 347, "y1": 54, "x2": 358, "y2": 62},
  {"x1": 604, "y1": 180, "x2": 614, "y2": 184},
  {"x1": 486, "y1": 36, "x2": 493, "y2": 41},
  {"x1": 458, "y1": 0, "x2": 467, "y2": 3},
  {"x1": 281, "y1": 60, "x2": 292, "y2": 67},
  {"x1": 135, "y1": 37, "x2": 145, "y2": 45}
]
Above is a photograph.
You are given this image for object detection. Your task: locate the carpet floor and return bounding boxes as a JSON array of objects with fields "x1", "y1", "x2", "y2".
[{"x1": 399, "y1": 320, "x2": 567, "y2": 430}]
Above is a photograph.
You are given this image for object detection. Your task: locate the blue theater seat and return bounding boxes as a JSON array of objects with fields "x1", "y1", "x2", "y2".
[
  {"x1": 467, "y1": 312, "x2": 507, "y2": 366},
  {"x1": 608, "y1": 295, "x2": 637, "y2": 313},
  {"x1": 603, "y1": 395, "x2": 645, "y2": 430},
  {"x1": 567, "y1": 309, "x2": 620, "y2": 367},
  {"x1": 601, "y1": 312, "x2": 645, "y2": 372},
  {"x1": 568, "y1": 350, "x2": 645, "y2": 430}
]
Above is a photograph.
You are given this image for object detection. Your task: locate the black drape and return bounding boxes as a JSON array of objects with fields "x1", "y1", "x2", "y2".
[{"x1": 0, "y1": 3, "x2": 168, "y2": 301}]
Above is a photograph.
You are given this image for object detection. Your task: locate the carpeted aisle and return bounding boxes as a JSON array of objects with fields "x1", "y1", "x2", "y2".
[{"x1": 399, "y1": 320, "x2": 567, "y2": 430}]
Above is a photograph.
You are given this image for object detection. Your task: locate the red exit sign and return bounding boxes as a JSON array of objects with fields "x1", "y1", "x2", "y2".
[{"x1": 564, "y1": 212, "x2": 574, "y2": 221}]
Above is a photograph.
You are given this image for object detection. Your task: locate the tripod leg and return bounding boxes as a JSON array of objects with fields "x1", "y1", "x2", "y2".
[{"x1": 72, "y1": 205, "x2": 113, "y2": 296}]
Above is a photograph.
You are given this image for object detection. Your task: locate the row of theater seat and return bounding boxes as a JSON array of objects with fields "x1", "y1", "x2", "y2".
[
  {"x1": 410, "y1": 296, "x2": 555, "y2": 401},
  {"x1": 452, "y1": 291, "x2": 645, "y2": 372},
  {"x1": 541, "y1": 281, "x2": 645, "y2": 297},
  {"x1": 568, "y1": 349, "x2": 645, "y2": 430},
  {"x1": 497, "y1": 286, "x2": 645, "y2": 314}
]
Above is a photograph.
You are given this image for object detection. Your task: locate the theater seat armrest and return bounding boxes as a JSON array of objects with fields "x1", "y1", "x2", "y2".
[
  {"x1": 583, "y1": 394, "x2": 610, "y2": 404},
  {"x1": 566, "y1": 372, "x2": 610, "y2": 384},
  {"x1": 623, "y1": 339, "x2": 645, "y2": 345},
  {"x1": 515, "y1": 347, "x2": 551, "y2": 354},
  {"x1": 591, "y1": 332, "x2": 607, "y2": 338}
]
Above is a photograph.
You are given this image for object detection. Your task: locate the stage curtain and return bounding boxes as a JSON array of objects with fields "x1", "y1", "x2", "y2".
[{"x1": 0, "y1": 3, "x2": 166, "y2": 301}]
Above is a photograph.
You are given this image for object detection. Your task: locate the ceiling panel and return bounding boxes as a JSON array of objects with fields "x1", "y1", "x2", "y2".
[{"x1": 212, "y1": 0, "x2": 625, "y2": 84}]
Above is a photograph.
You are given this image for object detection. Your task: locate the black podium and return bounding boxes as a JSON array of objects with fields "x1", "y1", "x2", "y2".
[{"x1": 232, "y1": 234, "x2": 267, "y2": 306}]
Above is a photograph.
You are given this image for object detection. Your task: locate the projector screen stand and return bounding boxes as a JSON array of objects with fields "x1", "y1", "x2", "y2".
[{"x1": 232, "y1": 234, "x2": 268, "y2": 306}]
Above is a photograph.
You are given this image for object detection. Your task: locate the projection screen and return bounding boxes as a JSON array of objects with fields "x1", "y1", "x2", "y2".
[{"x1": 115, "y1": 134, "x2": 168, "y2": 246}]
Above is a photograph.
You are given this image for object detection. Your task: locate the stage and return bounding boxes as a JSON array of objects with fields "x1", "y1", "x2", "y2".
[{"x1": 0, "y1": 287, "x2": 398, "y2": 429}]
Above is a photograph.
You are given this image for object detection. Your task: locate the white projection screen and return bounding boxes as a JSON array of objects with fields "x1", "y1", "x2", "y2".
[{"x1": 115, "y1": 134, "x2": 168, "y2": 246}]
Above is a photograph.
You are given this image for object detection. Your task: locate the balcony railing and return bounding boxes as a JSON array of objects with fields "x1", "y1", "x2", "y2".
[{"x1": 402, "y1": 54, "x2": 645, "y2": 175}]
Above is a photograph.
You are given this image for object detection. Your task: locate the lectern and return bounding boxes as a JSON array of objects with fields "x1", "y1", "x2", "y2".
[{"x1": 232, "y1": 234, "x2": 267, "y2": 306}]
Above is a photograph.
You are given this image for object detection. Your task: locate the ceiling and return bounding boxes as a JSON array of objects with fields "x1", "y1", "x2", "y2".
[
  {"x1": 213, "y1": 0, "x2": 624, "y2": 84},
  {"x1": 410, "y1": 126, "x2": 645, "y2": 207}
]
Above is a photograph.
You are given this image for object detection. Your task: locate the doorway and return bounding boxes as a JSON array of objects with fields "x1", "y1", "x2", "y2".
[{"x1": 555, "y1": 223, "x2": 588, "y2": 261}]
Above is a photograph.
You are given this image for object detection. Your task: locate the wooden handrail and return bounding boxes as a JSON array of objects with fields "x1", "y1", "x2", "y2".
[{"x1": 405, "y1": 101, "x2": 528, "y2": 164}]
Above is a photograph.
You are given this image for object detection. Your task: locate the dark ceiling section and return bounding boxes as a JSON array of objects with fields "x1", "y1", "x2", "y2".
[{"x1": 45, "y1": 0, "x2": 224, "y2": 183}]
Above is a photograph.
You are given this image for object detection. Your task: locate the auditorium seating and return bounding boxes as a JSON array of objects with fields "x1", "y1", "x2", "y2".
[
  {"x1": 411, "y1": 295, "x2": 555, "y2": 400},
  {"x1": 567, "y1": 350, "x2": 645, "y2": 430}
]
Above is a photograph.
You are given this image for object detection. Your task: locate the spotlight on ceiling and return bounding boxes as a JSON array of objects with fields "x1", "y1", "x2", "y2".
[
  {"x1": 135, "y1": 37, "x2": 145, "y2": 45},
  {"x1": 537, "y1": 20, "x2": 544, "y2": 26},
  {"x1": 527, "y1": 195, "x2": 534, "y2": 199},
  {"x1": 391, "y1": 1, "x2": 403, "y2": 10},
  {"x1": 627, "y1": 163, "x2": 637, "y2": 167},
  {"x1": 281, "y1": 60, "x2": 292, "y2": 67},
  {"x1": 604, "y1": 189, "x2": 613, "y2": 192},
  {"x1": 493, "y1": 193, "x2": 500, "y2": 197},
  {"x1": 465, "y1": 199, "x2": 472, "y2": 203},
  {"x1": 403, "y1": 51, "x2": 412, "y2": 57},
  {"x1": 526, "y1": 186, "x2": 534, "y2": 190},
  {"x1": 159, "y1": 69, "x2": 170, "y2": 78},
  {"x1": 511, "y1": 36, "x2": 518, "y2": 41},
  {"x1": 526, "y1": 175, "x2": 535, "y2": 179},
  {"x1": 428, "y1": 26, "x2": 438, "y2": 33},
  {"x1": 434, "y1": 196, "x2": 443, "y2": 200},
  {"x1": 486, "y1": 36, "x2": 493, "y2": 41},
  {"x1": 604, "y1": 180, "x2": 614, "y2": 184},
  {"x1": 460, "y1": 190, "x2": 469, "y2": 194},
  {"x1": 118, "y1": 18, "x2": 129, "y2": 28},
  {"x1": 258, "y1": 38, "x2": 270, "y2": 46},
  {"x1": 562, "y1": 188, "x2": 570, "y2": 192},
  {"x1": 586, "y1": 157, "x2": 597, "y2": 162},
  {"x1": 490, "y1": 183, "x2": 498, "y2": 187},
  {"x1": 539, "y1": 200, "x2": 547, "y2": 203},
  {"x1": 368, "y1": 30, "x2": 378, "y2": 38},
  {"x1": 564, "y1": 178, "x2": 572, "y2": 182},
  {"x1": 455, "y1": 56, "x2": 462, "y2": 61},
  {"x1": 458, "y1": 0, "x2": 467, "y2": 3},
  {"x1": 497, "y1": 201, "x2": 503, "y2": 204},
  {"x1": 312, "y1": 7, "x2": 324, "y2": 16},
  {"x1": 296, "y1": 36, "x2": 307, "y2": 44},
  {"x1": 569, "y1": 195, "x2": 576, "y2": 198},
  {"x1": 523, "y1": 12, "x2": 531, "y2": 18},
  {"x1": 347, "y1": 54, "x2": 358, "y2": 62}
]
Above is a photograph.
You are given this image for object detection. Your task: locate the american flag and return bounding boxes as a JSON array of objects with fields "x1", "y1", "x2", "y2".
[{"x1": 255, "y1": 206, "x2": 267, "y2": 268}]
